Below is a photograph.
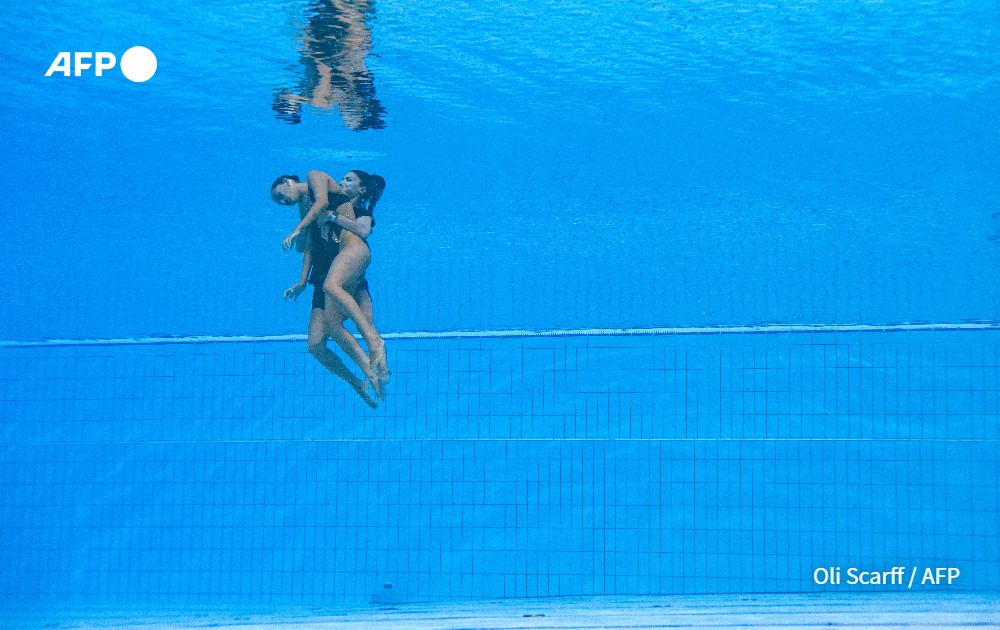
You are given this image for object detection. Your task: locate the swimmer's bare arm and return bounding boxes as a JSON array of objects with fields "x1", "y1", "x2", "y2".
[
  {"x1": 331, "y1": 214, "x2": 373, "y2": 240},
  {"x1": 284, "y1": 238, "x2": 314, "y2": 301},
  {"x1": 282, "y1": 170, "x2": 339, "y2": 250}
]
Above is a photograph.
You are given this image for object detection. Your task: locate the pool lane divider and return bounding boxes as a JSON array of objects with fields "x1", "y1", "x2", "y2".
[{"x1": 3, "y1": 322, "x2": 1000, "y2": 348}]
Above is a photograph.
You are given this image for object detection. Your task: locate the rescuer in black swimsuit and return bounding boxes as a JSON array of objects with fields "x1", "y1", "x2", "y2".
[{"x1": 320, "y1": 170, "x2": 390, "y2": 400}]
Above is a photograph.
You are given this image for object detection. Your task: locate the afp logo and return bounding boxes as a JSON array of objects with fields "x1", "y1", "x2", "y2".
[{"x1": 44, "y1": 46, "x2": 157, "y2": 82}]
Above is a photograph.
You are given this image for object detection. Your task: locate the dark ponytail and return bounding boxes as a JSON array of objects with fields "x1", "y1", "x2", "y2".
[{"x1": 351, "y1": 170, "x2": 386, "y2": 213}]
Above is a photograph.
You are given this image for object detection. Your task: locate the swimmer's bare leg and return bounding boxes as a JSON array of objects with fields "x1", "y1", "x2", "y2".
[
  {"x1": 307, "y1": 307, "x2": 377, "y2": 409},
  {"x1": 324, "y1": 249, "x2": 388, "y2": 390},
  {"x1": 325, "y1": 312, "x2": 382, "y2": 403},
  {"x1": 356, "y1": 282, "x2": 391, "y2": 392}
]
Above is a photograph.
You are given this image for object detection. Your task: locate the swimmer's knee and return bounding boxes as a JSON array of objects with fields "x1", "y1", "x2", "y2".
[
  {"x1": 307, "y1": 339, "x2": 326, "y2": 357},
  {"x1": 326, "y1": 284, "x2": 351, "y2": 305}
]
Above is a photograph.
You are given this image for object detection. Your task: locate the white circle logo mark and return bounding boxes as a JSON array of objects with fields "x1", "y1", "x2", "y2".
[{"x1": 120, "y1": 46, "x2": 157, "y2": 82}]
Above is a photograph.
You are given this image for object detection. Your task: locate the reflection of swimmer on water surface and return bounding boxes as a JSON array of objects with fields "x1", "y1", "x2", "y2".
[{"x1": 273, "y1": 0, "x2": 386, "y2": 130}]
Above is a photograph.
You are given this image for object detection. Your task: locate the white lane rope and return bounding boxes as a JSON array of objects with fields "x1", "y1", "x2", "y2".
[{"x1": 2, "y1": 322, "x2": 999, "y2": 348}]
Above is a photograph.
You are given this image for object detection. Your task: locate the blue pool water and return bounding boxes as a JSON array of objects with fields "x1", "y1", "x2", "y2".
[{"x1": 1, "y1": 0, "x2": 998, "y2": 608}]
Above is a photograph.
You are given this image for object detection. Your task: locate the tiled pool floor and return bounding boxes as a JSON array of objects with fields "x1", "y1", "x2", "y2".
[{"x1": 7, "y1": 593, "x2": 999, "y2": 630}]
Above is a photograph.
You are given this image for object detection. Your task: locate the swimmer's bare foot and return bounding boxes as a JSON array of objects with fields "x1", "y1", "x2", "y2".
[
  {"x1": 350, "y1": 376, "x2": 379, "y2": 409},
  {"x1": 370, "y1": 343, "x2": 390, "y2": 389},
  {"x1": 362, "y1": 360, "x2": 386, "y2": 402},
  {"x1": 374, "y1": 362, "x2": 391, "y2": 388}
]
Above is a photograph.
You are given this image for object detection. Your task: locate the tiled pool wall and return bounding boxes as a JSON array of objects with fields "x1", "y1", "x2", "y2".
[{"x1": 1, "y1": 331, "x2": 997, "y2": 603}]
